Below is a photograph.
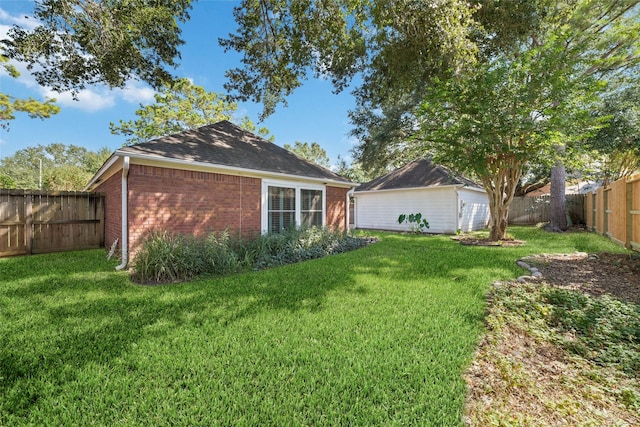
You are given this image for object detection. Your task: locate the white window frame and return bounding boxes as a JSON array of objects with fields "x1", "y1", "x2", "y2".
[{"x1": 261, "y1": 179, "x2": 326, "y2": 234}]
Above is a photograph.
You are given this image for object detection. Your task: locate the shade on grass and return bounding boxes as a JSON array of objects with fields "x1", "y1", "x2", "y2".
[{"x1": 0, "y1": 227, "x2": 627, "y2": 426}]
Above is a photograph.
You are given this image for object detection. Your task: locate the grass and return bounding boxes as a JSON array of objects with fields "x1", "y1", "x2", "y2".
[{"x1": 0, "y1": 226, "x2": 628, "y2": 426}]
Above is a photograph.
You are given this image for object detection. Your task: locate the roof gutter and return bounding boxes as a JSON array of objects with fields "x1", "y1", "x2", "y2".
[
  {"x1": 114, "y1": 150, "x2": 354, "y2": 188},
  {"x1": 454, "y1": 185, "x2": 462, "y2": 233},
  {"x1": 115, "y1": 156, "x2": 130, "y2": 271}
]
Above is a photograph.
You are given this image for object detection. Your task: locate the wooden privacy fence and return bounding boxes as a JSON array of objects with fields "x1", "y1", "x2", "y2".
[
  {"x1": 509, "y1": 194, "x2": 585, "y2": 225},
  {"x1": 585, "y1": 175, "x2": 640, "y2": 251},
  {"x1": 0, "y1": 190, "x2": 104, "y2": 257}
]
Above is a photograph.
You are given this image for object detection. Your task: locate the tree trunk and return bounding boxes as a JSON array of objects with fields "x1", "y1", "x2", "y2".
[
  {"x1": 549, "y1": 159, "x2": 568, "y2": 232},
  {"x1": 488, "y1": 200, "x2": 509, "y2": 241},
  {"x1": 482, "y1": 160, "x2": 522, "y2": 241}
]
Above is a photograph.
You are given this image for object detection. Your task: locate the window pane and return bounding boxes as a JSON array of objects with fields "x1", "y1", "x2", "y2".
[
  {"x1": 302, "y1": 189, "x2": 322, "y2": 211},
  {"x1": 301, "y1": 189, "x2": 322, "y2": 228},
  {"x1": 268, "y1": 186, "x2": 295, "y2": 211},
  {"x1": 301, "y1": 211, "x2": 322, "y2": 227},
  {"x1": 269, "y1": 211, "x2": 295, "y2": 233},
  {"x1": 268, "y1": 186, "x2": 296, "y2": 233}
]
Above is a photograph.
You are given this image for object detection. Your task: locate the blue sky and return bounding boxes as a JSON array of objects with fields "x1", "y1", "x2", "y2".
[{"x1": 0, "y1": 0, "x2": 359, "y2": 166}]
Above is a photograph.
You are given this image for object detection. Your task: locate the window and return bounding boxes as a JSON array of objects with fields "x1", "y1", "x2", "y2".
[
  {"x1": 301, "y1": 189, "x2": 323, "y2": 227},
  {"x1": 267, "y1": 186, "x2": 296, "y2": 233},
  {"x1": 263, "y1": 182, "x2": 325, "y2": 233}
]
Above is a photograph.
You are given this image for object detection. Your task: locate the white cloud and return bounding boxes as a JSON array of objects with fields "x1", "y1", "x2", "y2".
[
  {"x1": 117, "y1": 82, "x2": 156, "y2": 104},
  {"x1": 0, "y1": 8, "x2": 39, "y2": 32},
  {"x1": 0, "y1": 23, "x2": 11, "y2": 39},
  {"x1": 42, "y1": 87, "x2": 116, "y2": 111}
]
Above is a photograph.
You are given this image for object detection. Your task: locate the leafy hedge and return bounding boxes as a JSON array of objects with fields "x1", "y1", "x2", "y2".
[{"x1": 130, "y1": 227, "x2": 373, "y2": 284}]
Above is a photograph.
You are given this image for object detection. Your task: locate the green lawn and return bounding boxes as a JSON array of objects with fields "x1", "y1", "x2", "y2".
[{"x1": 0, "y1": 227, "x2": 627, "y2": 426}]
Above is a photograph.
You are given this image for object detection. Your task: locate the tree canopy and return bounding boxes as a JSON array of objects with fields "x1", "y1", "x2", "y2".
[
  {"x1": 1, "y1": 55, "x2": 60, "y2": 130},
  {"x1": 2, "y1": 0, "x2": 192, "y2": 94},
  {"x1": 0, "y1": 143, "x2": 111, "y2": 191},
  {"x1": 221, "y1": 0, "x2": 486, "y2": 120},
  {"x1": 587, "y1": 83, "x2": 640, "y2": 183},
  {"x1": 283, "y1": 141, "x2": 331, "y2": 169},
  {"x1": 417, "y1": 1, "x2": 638, "y2": 239},
  {"x1": 110, "y1": 78, "x2": 272, "y2": 145}
]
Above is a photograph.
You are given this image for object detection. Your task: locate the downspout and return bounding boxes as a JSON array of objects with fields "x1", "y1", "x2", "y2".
[
  {"x1": 346, "y1": 187, "x2": 355, "y2": 232},
  {"x1": 115, "y1": 156, "x2": 130, "y2": 270},
  {"x1": 454, "y1": 186, "x2": 461, "y2": 234}
]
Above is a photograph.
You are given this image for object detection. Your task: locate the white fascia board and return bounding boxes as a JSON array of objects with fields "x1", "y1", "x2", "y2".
[
  {"x1": 354, "y1": 184, "x2": 463, "y2": 196},
  {"x1": 114, "y1": 150, "x2": 354, "y2": 188}
]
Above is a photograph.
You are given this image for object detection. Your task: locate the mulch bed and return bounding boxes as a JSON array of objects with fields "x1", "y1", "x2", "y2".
[{"x1": 452, "y1": 236, "x2": 526, "y2": 247}]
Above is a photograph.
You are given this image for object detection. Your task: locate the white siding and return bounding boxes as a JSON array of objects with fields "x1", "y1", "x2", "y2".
[
  {"x1": 458, "y1": 188, "x2": 490, "y2": 232},
  {"x1": 354, "y1": 187, "x2": 458, "y2": 233}
]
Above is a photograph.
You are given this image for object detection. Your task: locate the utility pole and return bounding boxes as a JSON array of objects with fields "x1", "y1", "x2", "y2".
[{"x1": 38, "y1": 158, "x2": 42, "y2": 190}]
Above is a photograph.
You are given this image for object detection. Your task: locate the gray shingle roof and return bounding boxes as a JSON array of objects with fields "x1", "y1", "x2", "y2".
[
  {"x1": 356, "y1": 158, "x2": 482, "y2": 192},
  {"x1": 118, "y1": 121, "x2": 350, "y2": 183}
]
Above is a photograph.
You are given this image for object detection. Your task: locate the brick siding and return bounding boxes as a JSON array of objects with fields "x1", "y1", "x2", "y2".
[
  {"x1": 96, "y1": 162, "x2": 350, "y2": 260},
  {"x1": 326, "y1": 186, "x2": 349, "y2": 231},
  {"x1": 126, "y1": 165, "x2": 261, "y2": 251}
]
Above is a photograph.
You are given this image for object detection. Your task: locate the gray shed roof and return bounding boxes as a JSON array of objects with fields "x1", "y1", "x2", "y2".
[
  {"x1": 118, "y1": 121, "x2": 350, "y2": 183},
  {"x1": 356, "y1": 158, "x2": 482, "y2": 192}
]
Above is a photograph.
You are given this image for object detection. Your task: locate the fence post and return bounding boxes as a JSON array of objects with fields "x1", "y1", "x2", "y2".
[
  {"x1": 25, "y1": 191, "x2": 33, "y2": 255},
  {"x1": 628, "y1": 178, "x2": 634, "y2": 250},
  {"x1": 603, "y1": 188, "x2": 610, "y2": 237},
  {"x1": 592, "y1": 193, "x2": 596, "y2": 231}
]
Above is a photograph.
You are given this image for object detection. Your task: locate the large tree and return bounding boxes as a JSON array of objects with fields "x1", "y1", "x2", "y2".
[
  {"x1": 221, "y1": 0, "x2": 640, "y2": 240},
  {"x1": 418, "y1": 60, "x2": 602, "y2": 239},
  {"x1": 0, "y1": 143, "x2": 111, "y2": 190},
  {"x1": 2, "y1": 0, "x2": 192, "y2": 94},
  {"x1": 1, "y1": 1, "x2": 192, "y2": 137},
  {"x1": 110, "y1": 78, "x2": 272, "y2": 144},
  {"x1": 420, "y1": 2, "x2": 638, "y2": 239}
]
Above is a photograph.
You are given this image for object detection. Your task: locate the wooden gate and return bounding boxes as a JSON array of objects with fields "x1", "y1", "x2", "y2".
[{"x1": 0, "y1": 190, "x2": 104, "y2": 257}]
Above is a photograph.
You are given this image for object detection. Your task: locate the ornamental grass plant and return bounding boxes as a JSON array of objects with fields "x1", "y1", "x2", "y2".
[{"x1": 130, "y1": 227, "x2": 370, "y2": 284}]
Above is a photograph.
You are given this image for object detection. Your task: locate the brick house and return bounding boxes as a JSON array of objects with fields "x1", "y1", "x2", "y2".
[{"x1": 84, "y1": 121, "x2": 354, "y2": 269}]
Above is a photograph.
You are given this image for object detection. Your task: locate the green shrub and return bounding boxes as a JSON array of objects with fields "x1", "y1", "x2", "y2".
[
  {"x1": 250, "y1": 226, "x2": 370, "y2": 269},
  {"x1": 130, "y1": 230, "x2": 245, "y2": 284},
  {"x1": 130, "y1": 227, "x2": 372, "y2": 284}
]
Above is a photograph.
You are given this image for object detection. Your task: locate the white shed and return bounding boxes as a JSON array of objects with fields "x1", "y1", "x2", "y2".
[{"x1": 353, "y1": 159, "x2": 490, "y2": 234}]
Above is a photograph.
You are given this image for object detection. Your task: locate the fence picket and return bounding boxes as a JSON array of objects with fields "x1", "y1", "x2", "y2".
[
  {"x1": 587, "y1": 175, "x2": 640, "y2": 252},
  {"x1": 0, "y1": 190, "x2": 104, "y2": 257},
  {"x1": 508, "y1": 194, "x2": 585, "y2": 225}
]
